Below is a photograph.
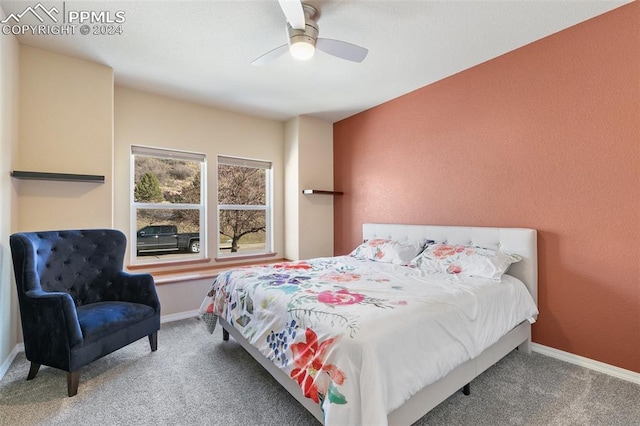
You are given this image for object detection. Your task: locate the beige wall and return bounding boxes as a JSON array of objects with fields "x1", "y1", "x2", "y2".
[
  {"x1": 1, "y1": 45, "x2": 329, "y2": 356},
  {"x1": 114, "y1": 86, "x2": 285, "y2": 316},
  {"x1": 298, "y1": 116, "x2": 333, "y2": 259},
  {"x1": 16, "y1": 46, "x2": 114, "y2": 231},
  {"x1": 0, "y1": 6, "x2": 20, "y2": 374},
  {"x1": 284, "y1": 118, "x2": 300, "y2": 260},
  {"x1": 283, "y1": 116, "x2": 334, "y2": 260},
  {"x1": 5, "y1": 46, "x2": 114, "y2": 351}
]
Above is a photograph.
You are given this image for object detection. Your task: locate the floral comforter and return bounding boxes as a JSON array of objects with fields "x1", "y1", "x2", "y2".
[{"x1": 199, "y1": 256, "x2": 538, "y2": 425}]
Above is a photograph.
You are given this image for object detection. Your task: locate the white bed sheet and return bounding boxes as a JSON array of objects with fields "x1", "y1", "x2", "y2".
[{"x1": 201, "y1": 256, "x2": 538, "y2": 425}]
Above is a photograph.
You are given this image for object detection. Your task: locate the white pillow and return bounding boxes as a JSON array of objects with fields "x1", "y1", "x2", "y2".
[
  {"x1": 411, "y1": 243, "x2": 521, "y2": 280},
  {"x1": 350, "y1": 239, "x2": 424, "y2": 265}
]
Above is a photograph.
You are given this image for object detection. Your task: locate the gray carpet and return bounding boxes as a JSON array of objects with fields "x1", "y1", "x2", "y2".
[{"x1": 1, "y1": 318, "x2": 638, "y2": 426}]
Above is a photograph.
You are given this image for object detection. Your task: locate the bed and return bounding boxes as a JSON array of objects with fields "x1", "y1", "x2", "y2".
[{"x1": 200, "y1": 223, "x2": 539, "y2": 425}]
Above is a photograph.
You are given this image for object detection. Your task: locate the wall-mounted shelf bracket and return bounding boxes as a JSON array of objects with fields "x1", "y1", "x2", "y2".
[{"x1": 11, "y1": 171, "x2": 105, "y2": 183}]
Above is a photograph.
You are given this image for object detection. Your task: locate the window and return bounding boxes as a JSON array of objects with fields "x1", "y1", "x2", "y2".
[
  {"x1": 131, "y1": 146, "x2": 206, "y2": 264},
  {"x1": 217, "y1": 156, "x2": 272, "y2": 257}
]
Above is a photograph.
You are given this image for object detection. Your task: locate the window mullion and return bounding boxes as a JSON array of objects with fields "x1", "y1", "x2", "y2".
[
  {"x1": 135, "y1": 203, "x2": 202, "y2": 210},
  {"x1": 218, "y1": 204, "x2": 267, "y2": 211}
]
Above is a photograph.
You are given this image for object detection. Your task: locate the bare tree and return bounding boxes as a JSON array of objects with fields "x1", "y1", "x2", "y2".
[{"x1": 218, "y1": 165, "x2": 266, "y2": 252}]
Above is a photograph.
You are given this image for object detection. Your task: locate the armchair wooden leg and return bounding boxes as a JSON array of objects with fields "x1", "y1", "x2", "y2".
[
  {"x1": 67, "y1": 371, "x2": 80, "y2": 397},
  {"x1": 27, "y1": 362, "x2": 40, "y2": 380},
  {"x1": 148, "y1": 332, "x2": 158, "y2": 351}
]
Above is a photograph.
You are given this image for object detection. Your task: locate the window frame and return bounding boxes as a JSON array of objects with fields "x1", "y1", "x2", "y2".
[
  {"x1": 130, "y1": 145, "x2": 207, "y2": 265},
  {"x1": 216, "y1": 155, "x2": 273, "y2": 259}
]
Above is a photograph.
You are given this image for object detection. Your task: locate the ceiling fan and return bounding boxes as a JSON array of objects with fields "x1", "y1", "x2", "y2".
[{"x1": 251, "y1": 0, "x2": 369, "y2": 65}]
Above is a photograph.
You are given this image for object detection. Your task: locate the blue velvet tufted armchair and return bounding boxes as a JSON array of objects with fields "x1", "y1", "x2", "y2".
[{"x1": 10, "y1": 229, "x2": 161, "y2": 397}]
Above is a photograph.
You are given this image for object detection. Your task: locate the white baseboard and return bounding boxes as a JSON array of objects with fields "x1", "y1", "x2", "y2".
[
  {"x1": 531, "y1": 343, "x2": 640, "y2": 385},
  {"x1": 0, "y1": 343, "x2": 24, "y2": 382},
  {"x1": 160, "y1": 310, "x2": 199, "y2": 324}
]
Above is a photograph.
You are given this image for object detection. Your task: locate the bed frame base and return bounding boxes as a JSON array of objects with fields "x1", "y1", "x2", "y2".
[
  {"x1": 219, "y1": 316, "x2": 531, "y2": 425},
  {"x1": 387, "y1": 320, "x2": 531, "y2": 425}
]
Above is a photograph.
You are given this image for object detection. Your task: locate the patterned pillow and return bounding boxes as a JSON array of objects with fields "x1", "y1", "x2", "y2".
[
  {"x1": 350, "y1": 239, "x2": 424, "y2": 265},
  {"x1": 411, "y1": 243, "x2": 521, "y2": 280}
]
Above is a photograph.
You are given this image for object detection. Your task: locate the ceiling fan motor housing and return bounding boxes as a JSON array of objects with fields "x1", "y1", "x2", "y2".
[{"x1": 287, "y1": 19, "x2": 319, "y2": 48}]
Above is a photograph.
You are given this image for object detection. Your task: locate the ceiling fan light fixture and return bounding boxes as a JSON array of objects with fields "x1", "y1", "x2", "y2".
[
  {"x1": 252, "y1": 2, "x2": 368, "y2": 65},
  {"x1": 286, "y1": 16, "x2": 318, "y2": 61},
  {"x1": 290, "y1": 40, "x2": 315, "y2": 60}
]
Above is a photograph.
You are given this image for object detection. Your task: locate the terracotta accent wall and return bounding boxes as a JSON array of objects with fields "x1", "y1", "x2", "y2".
[{"x1": 334, "y1": 3, "x2": 639, "y2": 372}]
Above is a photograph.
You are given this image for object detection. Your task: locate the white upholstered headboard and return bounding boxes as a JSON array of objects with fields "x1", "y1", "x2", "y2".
[{"x1": 362, "y1": 223, "x2": 538, "y2": 305}]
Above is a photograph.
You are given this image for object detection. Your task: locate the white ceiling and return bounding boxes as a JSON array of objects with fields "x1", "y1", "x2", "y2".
[{"x1": 0, "y1": 0, "x2": 631, "y2": 122}]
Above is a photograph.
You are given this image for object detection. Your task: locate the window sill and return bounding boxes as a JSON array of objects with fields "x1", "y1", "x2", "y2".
[
  {"x1": 214, "y1": 252, "x2": 278, "y2": 262},
  {"x1": 132, "y1": 256, "x2": 287, "y2": 285},
  {"x1": 127, "y1": 257, "x2": 211, "y2": 271}
]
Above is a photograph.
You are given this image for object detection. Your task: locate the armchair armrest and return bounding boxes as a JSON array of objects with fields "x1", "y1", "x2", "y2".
[
  {"x1": 110, "y1": 272, "x2": 161, "y2": 313},
  {"x1": 22, "y1": 290, "x2": 84, "y2": 354}
]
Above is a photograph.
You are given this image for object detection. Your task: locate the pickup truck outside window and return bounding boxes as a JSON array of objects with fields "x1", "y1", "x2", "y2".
[
  {"x1": 131, "y1": 146, "x2": 206, "y2": 264},
  {"x1": 136, "y1": 225, "x2": 200, "y2": 255}
]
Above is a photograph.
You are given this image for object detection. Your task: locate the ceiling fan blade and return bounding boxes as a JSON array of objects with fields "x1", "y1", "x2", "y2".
[
  {"x1": 278, "y1": 0, "x2": 305, "y2": 30},
  {"x1": 251, "y1": 44, "x2": 289, "y2": 66},
  {"x1": 316, "y1": 38, "x2": 369, "y2": 63}
]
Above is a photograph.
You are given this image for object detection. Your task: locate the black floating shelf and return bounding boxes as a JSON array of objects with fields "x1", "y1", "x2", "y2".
[
  {"x1": 302, "y1": 189, "x2": 343, "y2": 195},
  {"x1": 11, "y1": 171, "x2": 105, "y2": 183}
]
